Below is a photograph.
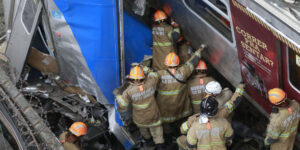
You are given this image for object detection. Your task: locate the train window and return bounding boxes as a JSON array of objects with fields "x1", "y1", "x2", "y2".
[
  {"x1": 22, "y1": 0, "x2": 37, "y2": 34},
  {"x1": 185, "y1": 0, "x2": 232, "y2": 42},
  {"x1": 288, "y1": 47, "x2": 300, "y2": 91},
  {"x1": 207, "y1": 0, "x2": 227, "y2": 14}
]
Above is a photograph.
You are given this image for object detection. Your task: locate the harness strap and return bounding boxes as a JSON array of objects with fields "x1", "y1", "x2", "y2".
[{"x1": 166, "y1": 69, "x2": 186, "y2": 84}]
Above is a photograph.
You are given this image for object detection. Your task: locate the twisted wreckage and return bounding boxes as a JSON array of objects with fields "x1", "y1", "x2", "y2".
[{"x1": 0, "y1": 0, "x2": 127, "y2": 149}]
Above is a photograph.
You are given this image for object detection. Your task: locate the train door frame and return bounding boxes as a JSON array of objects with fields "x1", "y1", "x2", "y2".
[{"x1": 283, "y1": 45, "x2": 300, "y2": 101}]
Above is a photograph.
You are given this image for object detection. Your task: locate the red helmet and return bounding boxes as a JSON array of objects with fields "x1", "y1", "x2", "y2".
[{"x1": 196, "y1": 60, "x2": 207, "y2": 71}]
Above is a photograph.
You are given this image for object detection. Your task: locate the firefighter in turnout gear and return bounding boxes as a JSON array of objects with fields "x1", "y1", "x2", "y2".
[
  {"x1": 178, "y1": 38, "x2": 192, "y2": 64},
  {"x1": 264, "y1": 88, "x2": 300, "y2": 150},
  {"x1": 187, "y1": 60, "x2": 215, "y2": 113},
  {"x1": 152, "y1": 10, "x2": 180, "y2": 70},
  {"x1": 170, "y1": 18, "x2": 191, "y2": 64},
  {"x1": 185, "y1": 96, "x2": 234, "y2": 150},
  {"x1": 59, "y1": 122, "x2": 87, "y2": 150},
  {"x1": 155, "y1": 46, "x2": 205, "y2": 136},
  {"x1": 114, "y1": 65, "x2": 165, "y2": 149},
  {"x1": 177, "y1": 83, "x2": 245, "y2": 150},
  {"x1": 205, "y1": 81, "x2": 233, "y2": 107}
]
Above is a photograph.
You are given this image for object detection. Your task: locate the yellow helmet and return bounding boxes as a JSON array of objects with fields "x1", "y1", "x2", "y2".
[
  {"x1": 164, "y1": 52, "x2": 180, "y2": 67},
  {"x1": 268, "y1": 88, "x2": 287, "y2": 105},
  {"x1": 128, "y1": 66, "x2": 145, "y2": 80}
]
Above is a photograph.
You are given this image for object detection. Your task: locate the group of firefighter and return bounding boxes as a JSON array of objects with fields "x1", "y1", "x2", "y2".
[{"x1": 58, "y1": 10, "x2": 299, "y2": 150}]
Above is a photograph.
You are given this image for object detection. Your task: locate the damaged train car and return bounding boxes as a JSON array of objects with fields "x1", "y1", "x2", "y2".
[
  {"x1": 0, "y1": 0, "x2": 130, "y2": 149},
  {"x1": 0, "y1": 0, "x2": 300, "y2": 149}
]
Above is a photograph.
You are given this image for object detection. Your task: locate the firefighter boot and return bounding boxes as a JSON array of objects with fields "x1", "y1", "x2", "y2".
[
  {"x1": 144, "y1": 138, "x2": 155, "y2": 148},
  {"x1": 156, "y1": 143, "x2": 167, "y2": 150},
  {"x1": 164, "y1": 133, "x2": 174, "y2": 145}
]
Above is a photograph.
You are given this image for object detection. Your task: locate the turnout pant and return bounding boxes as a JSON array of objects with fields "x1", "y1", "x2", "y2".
[{"x1": 139, "y1": 125, "x2": 164, "y2": 144}]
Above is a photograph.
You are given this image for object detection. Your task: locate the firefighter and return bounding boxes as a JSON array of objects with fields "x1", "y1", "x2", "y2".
[
  {"x1": 264, "y1": 88, "x2": 300, "y2": 150},
  {"x1": 152, "y1": 10, "x2": 180, "y2": 71},
  {"x1": 185, "y1": 96, "x2": 234, "y2": 150},
  {"x1": 177, "y1": 83, "x2": 244, "y2": 150},
  {"x1": 113, "y1": 65, "x2": 165, "y2": 149},
  {"x1": 178, "y1": 37, "x2": 192, "y2": 64},
  {"x1": 59, "y1": 122, "x2": 87, "y2": 150},
  {"x1": 187, "y1": 60, "x2": 215, "y2": 113},
  {"x1": 170, "y1": 18, "x2": 191, "y2": 64},
  {"x1": 156, "y1": 46, "x2": 205, "y2": 137},
  {"x1": 205, "y1": 81, "x2": 233, "y2": 107}
]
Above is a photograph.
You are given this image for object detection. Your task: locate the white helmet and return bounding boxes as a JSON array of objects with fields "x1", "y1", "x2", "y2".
[{"x1": 205, "y1": 81, "x2": 222, "y2": 95}]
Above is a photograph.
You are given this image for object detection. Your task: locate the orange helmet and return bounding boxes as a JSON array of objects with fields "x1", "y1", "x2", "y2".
[
  {"x1": 69, "y1": 122, "x2": 87, "y2": 137},
  {"x1": 154, "y1": 10, "x2": 167, "y2": 22},
  {"x1": 268, "y1": 88, "x2": 287, "y2": 105},
  {"x1": 196, "y1": 60, "x2": 207, "y2": 71},
  {"x1": 165, "y1": 52, "x2": 180, "y2": 67},
  {"x1": 128, "y1": 66, "x2": 145, "y2": 80}
]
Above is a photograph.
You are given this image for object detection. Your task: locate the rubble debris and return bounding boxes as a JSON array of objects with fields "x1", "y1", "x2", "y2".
[{"x1": 0, "y1": 65, "x2": 64, "y2": 150}]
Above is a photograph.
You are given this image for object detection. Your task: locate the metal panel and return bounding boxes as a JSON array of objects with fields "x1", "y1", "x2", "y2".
[
  {"x1": 5, "y1": 0, "x2": 42, "y2": 81},
  {"x1": 238, "y1": 0, "x2": 300, "y2": 48},
  {"x1": 123, "y1": 11, "x2": 152, "y2": 75},
  {"x1": 2, "y1": 0, "x2": 21, "y2": 31},
  {"x1": 45, "y1": 0, "x2": 120, "y2": 104},
  {"x1": 231, "y1": 0, "x2": 281, "y2": 112},
  {"x1": 160, "y1": 0, "x2": 242, "y2": 87}
]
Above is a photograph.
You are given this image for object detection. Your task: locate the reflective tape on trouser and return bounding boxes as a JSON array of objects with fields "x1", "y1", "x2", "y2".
[
  {"x1": 158, "y1": 85, "x2": 186, "y2": 95},
  {"x1": 133, "y1": 119, "x2": 162, "y2": 128},
  {"x1": 153, "y1": 42, "x2": 172, "y2": 46}
]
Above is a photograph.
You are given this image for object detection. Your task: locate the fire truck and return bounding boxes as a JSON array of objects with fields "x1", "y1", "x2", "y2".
[{"x1": 0, "y1": 0, "x2": 299, "y2": 149}]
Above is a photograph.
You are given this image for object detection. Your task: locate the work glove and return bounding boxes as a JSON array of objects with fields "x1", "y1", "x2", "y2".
[
  {"x1": 195, "y1": 44, "x2": 206, "y2": 57},
  {"x1": 226, "y1": 140, "x2": 233, "y2": 147},
  {"x1": 171, "y1": 31, "x2": 180, "y2": 43},
  {"x1": 235, "y1": 82, "x2": 245, "y2": 96},
  {"x1": 113, "y1": 88, "x2": 121, "y2": 96}
]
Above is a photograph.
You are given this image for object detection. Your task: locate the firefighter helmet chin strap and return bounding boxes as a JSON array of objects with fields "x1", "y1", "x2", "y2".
[{"x1": 198, "y1": 115, "x2": 209, "y2": 124}]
